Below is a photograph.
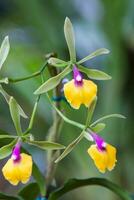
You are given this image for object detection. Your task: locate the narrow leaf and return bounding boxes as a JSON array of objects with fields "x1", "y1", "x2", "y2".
[
  {"x1": 86, "y1": 97, "x2": 97, "y2": 125},
  {"x1": 84, "y1": 131, "x2": 94, "y2": 141},
  {"x1": 34, "y1": 66, "x2": 71, "y2": 94},
  {"x1": 55, "y1": 129, "x2": 85, "y2": 163},
  {"x1": 64, "y1": 17, "x2": 76, "y2": 62},
  {"x1": 18, "y1": 105, "x2": 28, "y2": 119},
  {"x1": 18, "y1": 182, "x2": 40, "y2": 200},
  {"x1": 90, "y1": 114, "x2": 126, "y2": 127},
  {"x1": 48, "y1": 58, "x2": 68, "y2": 67},
  {"x1": 79, "y1": 65, "x2": 111, "y2": 80},
  {"x1": 26, "y1": 140, "x2": 65, "y2": 150},
  {"x1": 90, "y1": 123, "x2": 106, "y2": 133},
  {"x1": 49, "y1": 178, "x2": 132, "y2": 200},
  {"x1": 9, "y1": 97, "x2": 22, "y2": 135},
  {"x1": 0, "y1": 85, "x2": 28, "y2": 118},
  {"x1": 77, "y1": 48, "x2": 110, "y2": 64},
  {"x1": 0, "y1": 139, "x2": 17, "y2": 159},
  {"x1": 32, "y1": 162, "x2": 46, "y2": 196},
  {"x1": 0, "y1": 84, "x2": 10, "y2": 103},
  {"x1": 0, "y1": 36, "x2": 10, "y2": 70},
  {"x1": 0, "y1": 135, "x2": 17, "y2": 139},
  {"x1": 0, "y1": 77, "x2": 9, "y2": 84},
  {"x1": 0, "y1": 128, "x2": 12, "y2": 134},
  {"x1": 0, "y1": 192, "x2": 23, "y2": 200}
]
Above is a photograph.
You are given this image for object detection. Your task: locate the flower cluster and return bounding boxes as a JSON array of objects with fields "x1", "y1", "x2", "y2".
[{"x1": 0, "y1": 65, "x2": 117, "y2": 187}]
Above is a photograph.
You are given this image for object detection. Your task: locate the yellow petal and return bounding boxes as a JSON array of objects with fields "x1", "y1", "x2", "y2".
[
  {"x1": 82, "y1": 80, "x2": 97, "y2": 107},
  {"x1": 9, "y1": 180, "x2": 19, "y2": 186},
  {"x1": 106, "y1": 144, "x2": 117, "y2": 171},
  {"x1": 64, "y1": 80, "x2": 82, "y2": 109},
  {"x1": 19, "y1": 153, "x2": 32, "y2": 184},
  {"x1": 88, "y1": 145, "x2": 107, "y2": 173},
  {"x1": 2, "y1": 158, "x2": 20, "y2": 185},
  {"x1": 64, "y1": 79, "x2": 97, "y2": 109},
  {"x1": 2, "y1": 153, "x2": 32, "y2": 185}
]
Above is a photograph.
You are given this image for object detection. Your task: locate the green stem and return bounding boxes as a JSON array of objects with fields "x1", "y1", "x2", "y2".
[
  {"x1": 47, "y1": 95, "x2": 93, "y2": 138},
  {"x1": 90, "y1": 113, "x2": 126, "y2": 127},
  {"x1": 8, "y1": 62, "x2": 47, "y2": 83},
  {"x1": 26, "y1": 95, "x2": 41, "y2": 133},
  {"x1": 8, "y1": 71, "x2": 40, "y2": 83}
]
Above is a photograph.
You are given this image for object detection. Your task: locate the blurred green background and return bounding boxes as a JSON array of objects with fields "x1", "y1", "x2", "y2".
[{"x1": 0, "y1": 0, "x2": 134, "y2": 199}]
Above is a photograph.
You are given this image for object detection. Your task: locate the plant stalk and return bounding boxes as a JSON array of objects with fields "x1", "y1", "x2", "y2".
[{"x1": 45, "y1": 54, "x2": 63, "y2": 188}]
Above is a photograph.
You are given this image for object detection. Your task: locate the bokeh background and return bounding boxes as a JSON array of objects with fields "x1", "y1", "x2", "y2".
[{"x1": 0, "y1": 0, "x2": 134, "y2": 199}]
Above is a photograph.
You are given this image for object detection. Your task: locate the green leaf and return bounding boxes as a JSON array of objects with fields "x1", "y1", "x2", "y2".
[
  {"x1": 55, "y1": 129, "x2": 85, "y2": 163},
  {"x1": 9, "y1": 97, "x2": 22, "y2": 136},
  {"x1": 90, "y1": 114, "x2": 126, "y2": 127},
  {"x1": 26, "y1": 140, "x2": 65, "y2": 150},
  {"x1": 48, "y1": 58, "x2": 68, "y2": 67},
  {"x1": 79, "y1": 65, "x2": 111, "y2": 80},
  {"x1": 32, "y1": 161, "x2": 46, "y2": 196},
  {"x1": 26, "y1": 97, "x2": 40, "y2": 132},
  {"x1": 86, "y1": 97, "x2": 97, "y2": 125},
  {"x1": 0, "y1": 77, "x2": 9, "y2": 84},
  {"x1": 34, "y1": 66, "x2": 71, "y2": 94},
  {"x1": 0, "y1": 85, "x2": 28, "y2": 118},
  {"x1": 0, "y1": 192, "x2": 23, "y2": 200},
  {"x1": 0, "y1": 138, "x2": 17, "y2": 159},
  {"x1": 18, "y1": 105, "x2": 28, "y2": 119},
  {"x1": 64, "y1": 17, "x2": 76, "y2": 62},
  {"x1": 0, "y1": 36, "x2": 10, "y2": 70},
  {"x1": 48, "y1": 178, "x2": 132, "y2": 200},
  {"x1": 77, "y1": 48, "x2": 110, "y2": 64},
  {"x1": 0, "y1": 135, "x2": 17, "y2": 139},
  {"x1": 18, "y1": 182, "x2": 40, "y2": 200},
  {"x1": 90, "y1": 123, "x2": 106, "y2": 133},
  {"x1": 84, "y1": 131, "x2": 94, "y2": 141},
  {"x1": 0, "y1": 84, "x2": 10, "y2": 103},
  {"x1": 0, "y1": 129, "x2": 12, "y2": 134},
  {"x1": 55, "y1": 102, "x2": 95, "y2": 163}
]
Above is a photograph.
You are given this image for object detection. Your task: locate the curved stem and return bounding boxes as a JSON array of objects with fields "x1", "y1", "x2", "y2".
[
  {"x1": 8, "y1": 62, "x2": 47, "y2": 83},
  {"x1": 47, "y1": 95, "x2": 93, "y2": 141},
  {"x1": 8, "y1": 71, "x2": 41, "y2": 83}
]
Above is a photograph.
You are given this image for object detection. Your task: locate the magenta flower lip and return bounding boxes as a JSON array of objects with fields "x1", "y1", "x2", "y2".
[
  {"x1": 91, "y1": 132, "x2": 106, "y2": 151},
  {"x1": 11, "y1": 142, "x2": 21, "y2": 163},
  {"x1": 73, "y1": 65, "x2": 83, "y2": 86}
]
